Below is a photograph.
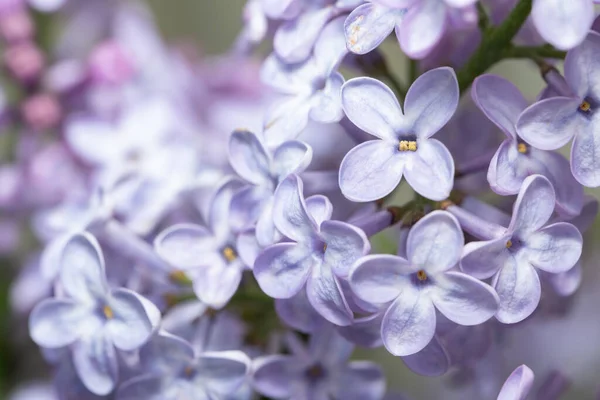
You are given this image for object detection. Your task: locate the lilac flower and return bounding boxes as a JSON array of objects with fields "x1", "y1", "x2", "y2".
[
  {"x1": 29, "y1": 232, "x2": 160, "y2": 395},
  {"x1": 154, "y1": 178, "x2": 246, "y2": 308},
  {"x1": 531, "y1": 0, "x2": 596, "y2": 50},
  {"x1": 261, "y1": 16, "x2": 348, "y2": 146},
  {"x1": 472, "y1": 74, "x2": 583, "y2": 217},
  {"x1": 228, "y1": 129, "x2": 313, "y2": 246},
  {"x1": 254, "y1": 174, "x2": 370, "y2": 326},
  {"x1": 339, "y1": 67, "x2": 458, "y2": 202},
  {"x1": 252, "y1": 327, "x2": 386, "y2": 400},
  {"x1": 460, "y1": 175, "x2": 583, "y2": 323},
  {"x1": 117, "y1": 332, "x2": 250, "y2": 400},
  {"x1": 349, "y1": 210, "x2": 499, "y2": 356},
  {"x1": 497, "y1": 365, "x2": 534, "y2": 400},
  {"x1": 517, "y1": 32, "x2": 600, "y2": 187}
]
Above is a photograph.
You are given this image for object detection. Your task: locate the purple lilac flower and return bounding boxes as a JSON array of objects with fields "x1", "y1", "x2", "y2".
[
  {"x1": 154, "y1": 178, "x2": 247, "y2": 308},
  {"x1": 497, "y1": 365, "x2": 534, "y2": 400},
  {"x1": 252, "y1": 327, "x2": 386, "y2": 400},
  {"x1": 349, "y1": 210, "x2": 499, "y2": 356},
  {"x1": 459, "y1": 175, "x2": 583, "y2": 323},
  {"x1": 117, "y1": 332, "x2": 250, "y2": 400},
  {"x1": 472, "y1": 74, "x2": 583, "y2": 217},
  {"x1": 517, "y1": 32, "x2": 600, "y2": 187},
  {"x1": 254, "y1": 174, "x2": 370, "y2": 326},
  {"x1": 261, "y1": 16, "x2": 348, "y2": 146},
  {"x1": 228, "y1": 129, "x2": 312, "y2": 246},
  {"x1": 28, "y1": 232, "x2": 161, "y2": 395},
  {"x1": 339, "y1": 67, "x2": 458, "y2": 201},
  {"x1": 531, "y1": 0, "x2": 597, "y2": 50}
]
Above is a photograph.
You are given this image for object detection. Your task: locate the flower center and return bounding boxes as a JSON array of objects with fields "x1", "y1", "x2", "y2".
[
  {"x1": 506, "y1": 239, "x2": 512, "y2": 248},
  {"x1": 222, "y1": 246, "x2": 237, "y2": 262},
  {"x1": 579, "y1": 100, "x2": 591, "y2": 112},
  {"x1": 305, "y1": 363, "x2": 327, "y2": 382},
  {"x1": 399, "y1": 140, "x2": 417, "y2": 152},
  {"x1": 184, "y1": 366, "x2": 194, "y2": 377},
  {"x1": 517, "y1": 143, "x2": 527, "y2": 153},
  {"x1": 103, "y1": 305, "x2": 114, "y2": 319},
  {"x1": 417, "y1": 270, "x2": 427, "y2": 281}
]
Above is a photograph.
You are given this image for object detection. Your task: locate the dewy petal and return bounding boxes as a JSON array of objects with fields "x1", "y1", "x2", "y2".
[
  {"x1": 59, "y1": 232, "x2": 108, "y2": 305},
  {"x1": 516, "y1": 97, "x2": 582, "y2": 151},
  {"x1": 471, "y1": 74, "x2": 528, "y2": 140},
  {"x1": 401, "y1": 336, "x2": 449, "y2": 377},
  {"x1": 406, "y1": 210, "x2": 463, "y2": 273},
  {"x1": 321, "y1": 220, "x2": 370, "y2": 278},
  {"x1": 107, "y1": 288, "x2": 155, "y2": 351},
  {"x1": 309, "y1": 72, "x2": 345, "y2": 124},
  {"x1": 194, "y1": 351, "x2": 250, "y2": 395},
  {"x1": 252, "y1": 355, "x2": 297, "y2": 399},
  {"x1": 524, "y1": 222, "x2": 582, "y2": 273},
  {"x1": 314, "y1": 16, "x2": 349, "y2": 74},
  {"x1": 564, "y1": 31, "x2": 600, "y2": 97},
  {"x1": 274, "y1": 6, "x2": 336, "y2": 64},
  {"x1": 350, "y1": 255, "x2": 415, "y2": 304},
  {"x1": 571, "y1": 112, "x2": 600, "y2": 186},
  {"x1": 254, "y1": 243, "x2": 314, "y2": 298},
  {"x1": 335, "y1": 361, "x2": 386, "y2": 400},
  {"x1": 493, "y1": 253, "x2": 541, "y2": 324},
  {"x1": 29, "y1": 298, "x2": 86, "y2": 348},
  {"x1": 339, "y1": 140, "x2": 405, "y2": 202},
  {"x1": 431, "y1": 271, "x2": 499, "y2": 325},
  {"x1": 154, "y1": 224, "x2": 213, "y2": 269},
  {"x1": 460, "y1": 235, "x2": 511, "y2": 279},
  {"x1": 341, "y1": 77, "x2": 405, "y2": 141},
  {"x1": 509, "y1": 175, "x2": 555, "y2": 235},
  {"x1": 228, "y1": 130, "x2": 271, "y2": 186},
  {"x1": 305, "y1": 195, "x2": 333, "y2": 227},
  {"x1": 272, "y1": 140, "x2": 313, "y2": 179},
  {"x1": 307, "y1": 262, "x2": 353, "y2": 326},
  {"x1": 404, "y1": 67, "x2": 459, "y2": 139},
  {"x1": 381, "y1": 284, "x2": 436, "y2": 356},
  {"x1": 531, "y1": 0, "x2": 594, "y2": 50},
  {"x1": 403, "y1": 139, "x2": 454, "y2": 201},
  {"x1": 272, "y1": 175, "x2": 318, "y2": 242},
  {"x1": 497, "y1": 365, "x2": 534, "y2": 400},
  {"x1": 72, "y1": 332, "x2": 119, "y2": 395},
  {"x1": 399, "y1": 0, "x2": 448, "y2": 59},
  {"x1": 344, "y1": 3, "x2": 400, "y2": 55}
]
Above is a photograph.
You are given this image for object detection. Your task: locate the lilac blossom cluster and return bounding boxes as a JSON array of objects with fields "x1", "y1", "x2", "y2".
[{"x1": 1, "y1": 0, "x2": 599, "y2": 399}]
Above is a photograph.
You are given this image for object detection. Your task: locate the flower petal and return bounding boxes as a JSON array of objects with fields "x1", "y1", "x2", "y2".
[
  {"x1": 401, "y1": 336, "x2": 449, "y2": 377},
  {"x1": 307, "y1": 262, "x2": 353, "y2": 326},
  {"x1": 309, "y1": 72, "x2": 345, "y2": 123},
  {"x1": 571, "y1": 112, "x2": 600, "y2": 186},
  {"x1": 381, "y1": 285, "x2": 436, "y2": 356},
  {"x1": 275, "y1": 291, "x2": 326, "y2": 333},
  {"x1": 339, "y1": 140, "x2": 405, "y2": 202},
  {"x1": 272, "y1": 140, "x2": 313, "y2": 178},
  {"x1": 398, "y1": 0, "x2": 447, "y2": 59},
  {"x1": 471, "y1": 74, "x2": 528, "y2": 140},
  {"x1": 403, "y1": 139, "x2": 454, "y2": 201},
  {"x1": 341, "y1": 77, "x2": 405, "y2": 141},
  {"x1": 335, "y1": 361, "x2": 386, "y2": 400},
  {"x1": 337, "y1": 312, "x2": 384, "y2": 348},
  {"x1": 254, "y1": 243, "x2": 314, "y2": 298},
  {"x1": 72, "y1": 332, "x2": 119, "y2": 395},
  {"x1": 564, "y1": 31, "x2": 600, "y2": 97},
  {"x1": 228, "y1": 130, "x2": 271, "y2": 185},
  {"x1": 193, "y1": 263, "x2": 244, "y2": 308},
  {"x1": 252, "y1": 355, "x2": 297, "y2": 398},
  {"x1": 314, "y1": 16, "x2": 349, "y2": 73},
  {"x1": 236, "y1": 228, "x2": 262, "y2": 269},
  {"x1": 29, "y1": 298, "x2": 86, "y2": 348},
  {"x1": 344, "y1": 3, "x2": 399, "y2": 55},
  {"x1": 154, "y1": 224, "x2": 214, "y2": 269},
  {"x1": 117, "y1": 374, "x2": 169, "y2": 400},
  {"x1": 431, "y1": 271, "x2": 499, "y2": 325},
  {"x1": 209, "y1": 178, "x2": 243, "y2": 241},
  {"x1": 350, "y1": 254, "x2": 415, "y2": 304},
  {"x1": 406, "y1": 210, "x2": 463, "y2": 273},
  {"x1": 229, "y1": 185, "x2": 272, "y2": 233},
  {"x1": 404, "y1": 67, "x2": 459, "y2": 139},
  {"x1": 516, "y1": 97, "x2": 581, "y2": 150},
  {"x1": 509, "y1": 175, "x2": 555, "y2": 235},
  {"x1": 497, "y1": 365, "x2": 534, "y2": 400},
  {"x1": 305, "y1": 195, "x2": 333, "y2": 226},
  {"x1": 264, "y1": 95, "x2": 313, "y2": 146},
  {"x1": 487, "y1": 140, "x2": 527, "y2": 195},
  {"x1": 524, "y1": 222, "x2": 582, "y2": 273},
  {"x1": 321, "y1": 220, "x2": 370, "y2": 278},
  {"x1": 194, "y1": 351, "x2": 251, "y2": 395},
  {"x1": 531, "y1": 0, "x2": 593, "y2": 50},
  {"x1": 107, "y1": 288, "x2": 155, "y2": 351},
  {"x1": 260, "y1": 54, "x2": 317, "y2": 94},
  {"x1": 272, "y1": 174, "x2": 318, "y2": 242},
  {"x1": 139, "y1": 332, "x2": 195, "y2": 374},
  {"x1": 460, "y1": 235, "x2": 511, "y2": 279},
  {"x1": 545, "y1": 261, "x2": 582, "y2": 297}
]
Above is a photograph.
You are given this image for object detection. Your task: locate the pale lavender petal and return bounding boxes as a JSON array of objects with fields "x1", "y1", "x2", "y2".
[
  {"x1": 399, "y1": 0, "x2": 448, "y2": 59},
  {"x1": 314, "y1": 16, "x2": 349, "y2": 73},
  {"x1": 260, "y1": 54, "x2": 318, "y2": 94},
  {"x1": 531, "y1": 0, "x2": 593, "y2": 50},
  {"x1": 229, "y1": 185, "x2": 271, "y2": 233},
  {"x1": 305, "y1": 195, "x2": 333, "y2": 226},
  {"x1": 431, "y1": 271, "x2": 499, "y2": 325},
  {"x1": 471, "y1": 74, "x2": 528, "y2": 139},
  {"x1": 338, "y1": 312, "x2": 384, "y2": 348},
  {"x1": 509, "y1": 175, "x2": 555, "y2": 235},
  {"x1": 525, "y1": 222, "x2": 582, "y2": 273},
  {"x1": 567, "y1": 195, "x2": 598, "y2": 232},
  {"x1": 321, "y1": 220, "x2": 370, "y2": 278},
  {"x1": 406, "y1": 210, "x2": 463, "y2": 273},
  {"x1": 154, "y1": 224, "x2": 214, "y2": 269},
  {"x1": 403, "y1": 139, "x2": 454, "y2": 201},
  {"x1": 309, "y1": 73, "x2": 345, "y2": 123},
  {"x1": 444, "y1": 0, "x2": 477, "y2": 6},
  {"x1": 487, "y1": 140, "x2": 526, "y2": 195},
  {"x1": 350, "y1": 254, "x2": 416, "y2": 304},
  {"x1": 64, "y1": 117, "x2": 117, "y2": 165},
  {"x1": 546, "y1": 262, "x2": 582, "y2": 297},
  {"x1": 381, "y1": 284, "x2": 436, "y2": 356},
  {"x1": 335, "y1": 361, "x2": 386, "y2": 400},
  {"x1": 116, "y1": 374, "x2": 168, "y2": 400},
  {"x1": 29, "y1": 298, "x2": 85, "y2": 348},
  {"x1": 139, "y1": 332, "x2": 195, "y2": 373},
  {"x1": 497, "y1": 365, "x2": 534, "y2": 400},
  {"x1": 341, "y1": 77, "x2": 405, "y2": 141},
  {"x1": 404, "y1": 67, "x2": 459, "y2": 139},
  {"x1": 401, "y1": 336, "x2": 449, "y2": 377},
  {"x1": 516, "y1": 97, "x2": 581, "y2": 150},
  {"x1": 194, "y1": 351, "x2": 250, "y2": 395},
  {"x1": 460, "y1": 235, "x2": 512, "y2": 279},
  {"x1": 107, "y1": 288, "x2": 155, "y2": 351},
  {"x1": 564, "y1": 32, "x2": 600, "y2": 97},
  {"x1": 262, "y1": 0, "x2": 302, "y2": 19},
  {"x1": 272, "y1": 175, "x2": 318, "y2": 242},
  {"x1": 209, "y1": 178, "x2": 243, "y2": 241},
  {"x1": 193, "y1": 263, "x2": 243, "y2": 308},
  {"x1": 256, "y1": 198, "x2": 281, "y2": 246},
  {"x1": 307, "y1": 262, "x2": 353, "y2": 326},
  {"x1": 254, "y1": 243, "x2": 314, "y2": 298},
  {"x1": 344, "y1": 3, "x2": 399, "y2": 55},
  {"x1": 236, "y1": 229, "x2": 262, "y2": 269},
  {"x1": 228, "y1": 130, "x2": 271, "y2": 185},
  {"x1": 272, "y1": 140, "x2": 313, "y2": 178},
  {"x1": 72, "y1": 333, "x2": 118, "y2": 395},
  {"x1": 571, "y1": 113, "x2": 600, "y2": 186},
  {"x1": 264, "y1": 95, "x2": 312, "y2": 146},
  {"x1": 252, "y1": 355, "x2": 297, "y2": 398},
  {"x1": 493, "y1": 254, "x2": 541, "y2": 324},
  {"x1": 339, "y1": 140, "x2": 405, "y2": 202},
  {"x1": 275, "y1": 291, "x2": 325, "y2": 333}
]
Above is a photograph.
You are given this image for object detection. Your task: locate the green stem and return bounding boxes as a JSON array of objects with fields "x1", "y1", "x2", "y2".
[
  {"x1": 456, "y1": 0, "x2": 533, "y2": 92},
  {"x1": 476, "y1": 2, "x2": 490, "y2": 32},
  {"x1": 504, "y1": 45, "x2": 567, "y2": 60},
  {"x1": 408, "y1": 58, "x2": 419, "y2": 84}
]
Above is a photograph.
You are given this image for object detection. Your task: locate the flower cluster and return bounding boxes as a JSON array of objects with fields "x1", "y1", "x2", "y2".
[{"x1": 1, "y1": 0, "x2": 599, "y2": 399}]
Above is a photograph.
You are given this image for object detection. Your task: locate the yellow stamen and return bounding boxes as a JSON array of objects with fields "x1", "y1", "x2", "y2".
[
  {"x1": 222, "y1": 246, "x2": 237, "y2": 262},
  {"x1": 417, "y1": 270, "x2": 427, "y2": 281},
  {"x1": 103, "y1": 305, "x2": 114, "y2": 319},
  {"x1": 579, "y1": 101, "x2": 591, "y2": 112},
  {"x1": 517, "y1": 143, "x2": 527, "y2": 153},
  {"x1": 184, "y1": 366, "x2": 194, "y2": 377},
  {"x1": 506, "y1": 240, "x2": 512, "y2": 248},
  {"x1": 323, "y1": 243, "x2": 327, "y2": 252},
  {"x1": 399, "y1": 140, "x2": 417, "y2": 152}
]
